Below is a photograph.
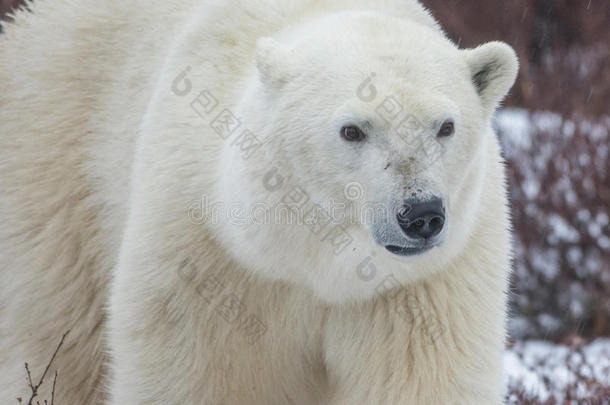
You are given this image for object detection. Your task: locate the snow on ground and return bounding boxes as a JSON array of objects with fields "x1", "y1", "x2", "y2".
[{"x1": 504, "y1": 338, "x2": 610, "y2": 404}]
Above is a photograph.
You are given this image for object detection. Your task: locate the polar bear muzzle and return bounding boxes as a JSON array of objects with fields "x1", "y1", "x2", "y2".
[{"x1": 384, "y1": 197, "x2": 446, "y2": 256}]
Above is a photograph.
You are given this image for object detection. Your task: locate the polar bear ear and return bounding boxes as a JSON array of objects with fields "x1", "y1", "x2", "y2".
[
  {"x1": 464, "y1": 41, "x2": 519, "y2": 114},
  {"x1": 255, "y1": 37, "x2": 296, "y2": 87}
]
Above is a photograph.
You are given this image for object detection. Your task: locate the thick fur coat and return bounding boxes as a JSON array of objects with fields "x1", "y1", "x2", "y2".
[{"x1": 0, "y1": 0, "x2": 517, "y2": 403}]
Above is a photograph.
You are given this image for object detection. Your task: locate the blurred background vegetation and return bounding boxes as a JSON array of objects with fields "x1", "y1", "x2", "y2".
[{"x1": 426, "y1": 0, "x2": 609, "y2": 116}]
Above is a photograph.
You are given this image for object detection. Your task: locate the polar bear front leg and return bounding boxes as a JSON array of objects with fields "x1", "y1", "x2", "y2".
[
  {"x1": 107, "y1": 253, "x2": 259, "y2": 404},
  {"x1": 323, "y1": 287, "x2": 505, "y2": 405},
  {"x1": 106, "y1": 215, "x2": 327, "y2": 405},
  {"x1": 105, "y1": 213, "x2": 247, "y2": 404},
  {"x1": 106, "y1": 251, "x2": 208, "y2": 404}
]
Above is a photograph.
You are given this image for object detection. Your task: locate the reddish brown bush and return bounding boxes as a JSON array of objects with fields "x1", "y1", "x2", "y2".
[{"x1": 495, "y1": 110, "x2": 610, "y2": 342}]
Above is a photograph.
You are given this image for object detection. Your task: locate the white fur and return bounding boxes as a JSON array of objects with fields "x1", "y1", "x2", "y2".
[{"x1": 0, "y1": 0, "x2": 517, "y2": 403}]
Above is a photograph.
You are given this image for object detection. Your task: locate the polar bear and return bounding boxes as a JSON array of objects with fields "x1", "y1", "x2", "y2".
[{"x1": 0, "y1": 0, "x2": 518, "y2": 404}]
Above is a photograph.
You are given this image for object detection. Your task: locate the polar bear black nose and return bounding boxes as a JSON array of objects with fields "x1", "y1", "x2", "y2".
[{"x1": 397, "y1": 198, "x2": 445, "y2": 240}]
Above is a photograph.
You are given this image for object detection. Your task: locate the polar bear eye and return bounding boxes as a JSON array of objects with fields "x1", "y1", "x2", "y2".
[
  {"x1": 437, "y1": 120, "x2": 455, "y2": 138},
  {"x1": 340, "y1": 125, "x2": 366, "y2": 142}
]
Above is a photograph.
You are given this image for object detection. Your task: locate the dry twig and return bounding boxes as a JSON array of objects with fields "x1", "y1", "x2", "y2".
[{"x1": 19, "y1": 330, "x2": 70, "y2": 405}]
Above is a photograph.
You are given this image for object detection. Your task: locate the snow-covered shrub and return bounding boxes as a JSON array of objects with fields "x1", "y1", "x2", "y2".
[{"x1": 496, "y1": 110, "x2": 610, "y2": 341}]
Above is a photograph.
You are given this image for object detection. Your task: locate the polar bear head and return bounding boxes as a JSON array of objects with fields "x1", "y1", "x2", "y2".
[{"x1": 214, "y1": 10, "x2": 518, "y2": 303}]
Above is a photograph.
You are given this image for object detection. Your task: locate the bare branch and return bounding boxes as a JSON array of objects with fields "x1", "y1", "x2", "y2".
[
  {"x1": 50, "y1": 371, "x2": 57, "y2": 405},
  {"x1": 24, "y1": 330, "x2": 70, "y2": 405},
  {"x1": 24, "y1": 363, "x2": 34, "y2": 390}
]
